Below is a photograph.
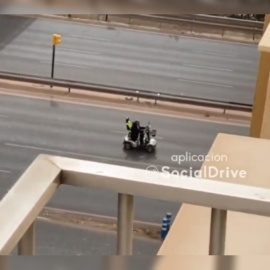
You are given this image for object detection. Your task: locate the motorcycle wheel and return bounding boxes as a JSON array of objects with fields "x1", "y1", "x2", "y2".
[
  {"x1": 124, "y1": 142, "x2": 132, "y2": 150},
  {"x1": 146, "y1": 145, "x2": 154, "y2": 153}
]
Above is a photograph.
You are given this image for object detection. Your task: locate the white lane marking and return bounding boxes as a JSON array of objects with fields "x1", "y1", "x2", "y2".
[
  {"x1": 66, "y1": 34, "x2": 111, "y2": 42},
  {"x1": 60, "y1": 47, "x2": 100, "y2": 55},
  {"x1": 5, "y1": 143, "x2": 100, "y2": 159},
  {"x1": 0, "y1": 90, "x2": 250, "y2": 127},
  {"x1": 4, "y1": 143, "x2": 152, "y2": 168},
  {"x1": 185, "y1": 64, "x2": 233, "y2": 72},
  {"x1": 192, "y1": 50, "x2": 237, "y2": 57},
  {"x1": 41, "y1": 61, "x2": 92, "y2": 69},
  {"x1": 177, "y1": 78, "x2": 233, "y2": 88},
  {"x1": 111, "y1": 130, "x2": 164, "y2": 139},
  {"x1": 4, "y1": 143, "x2": 192, "y2": 172},
  {"x1": 0, "y1": 169, "x2": 11, "y2": 174}
]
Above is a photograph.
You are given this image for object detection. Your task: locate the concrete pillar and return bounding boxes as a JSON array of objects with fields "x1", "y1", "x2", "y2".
[{"x1": 250, "y1": 15, "x2": 270, "y2": 138}]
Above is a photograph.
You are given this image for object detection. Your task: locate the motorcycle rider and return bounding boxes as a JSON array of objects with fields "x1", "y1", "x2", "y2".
[
  {"x1": 130, "y1": 120, "x2": 140, "y2": 142},
  {"x1": 130, "y1": 120, "x2": 145, "y2": 146},
  {"x1": 139, "y1": 122, "x2": 146, "y2": 147},
  {"x1": 126, "y1": 117, "x2": 133, "y2": 131}
]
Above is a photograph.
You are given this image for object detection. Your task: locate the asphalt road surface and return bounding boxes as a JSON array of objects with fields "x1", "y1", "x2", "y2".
[
  {"x1": 7, "y1": 256, "x2": 157, "y2": 270},
  {"x1": 8, "y1": 257, "x2": 156, "y2": 270},
  {"x1": 0, "y1": 15, "x2": 259, "y2": 104},
  {"x1": 8, "y1": 220, "x2": 160, "y2": 256},
  {"x1": 0, "y1": 94, "x2": 249, "y2": 224}
]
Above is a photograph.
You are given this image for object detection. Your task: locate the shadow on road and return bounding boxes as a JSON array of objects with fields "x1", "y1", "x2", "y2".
[
  {"x1": 0, "y1": 15, "x2": 36, "y2": 51},
  {"x1": 123, "y1": 148, "x2": 158, "y2": 164}
]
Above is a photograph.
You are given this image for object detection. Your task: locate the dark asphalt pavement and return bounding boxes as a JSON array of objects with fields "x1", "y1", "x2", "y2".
[
  {"x1": 0, "y1": 94, "x2": 249, "y2": 224},
  {"x1": 0, "y1": 15, "x2": 259, "y2": 104}
]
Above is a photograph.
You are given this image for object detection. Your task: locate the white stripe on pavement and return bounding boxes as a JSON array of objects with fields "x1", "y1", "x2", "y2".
[
  {"x1": 192, "y1": 50, "x2": 237, "y2": 58},
  {"x1": 177, "y1": 78, "x2": 233, "y2": 88},
  {"x1": 66, "y1": 34, "x2": 111, "y2": 42},
  {"x1": 185, "y1": 64, "x2": 233, "y2": 72},
  {"x1": 4, "y1": 143, "x2": 158, "y2": 168},
  {"x1": 60, "y1": 47, "x2": 100, "y2": 55},
  {"x1": 3, "y1": 143, "x2": 222, "y2": 173},
  {"x1": 41, "y1": 61, "x2": 92, "y2": 69},
  {"x1": 0, "y1": 169, "x2": 11, "y2": 174}
]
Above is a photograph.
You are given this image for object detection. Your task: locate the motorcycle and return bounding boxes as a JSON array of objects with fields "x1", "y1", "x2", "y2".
[{"x1": 123, "y1": 122, "x2": 157, "y2": 153}]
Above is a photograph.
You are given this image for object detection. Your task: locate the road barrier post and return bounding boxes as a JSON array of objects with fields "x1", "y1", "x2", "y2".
[
  {"x1": 136, "y1": 91, "x2": 139, "y2": 102},
  {"x1": 166, "y1": 212, "x2": 172, "y2": 230},
  {"x1": 51, "y1": 44, "x2": 55, "y2": 80},
  {"x1": 51, "y1": 34, "x2": 61, "y2": 87},
  {"x1": 161, "y1": 217, "x2": 169, "y2": 240},
  {"x1": 155, "y1": 93, "x2": 160, "y2": 105}
]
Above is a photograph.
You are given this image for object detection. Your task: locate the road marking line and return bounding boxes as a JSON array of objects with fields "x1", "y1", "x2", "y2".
[
  {"x1": 0, "y1": 90, "x2": 250, "y2": 127},
  {"x1": 177, "y1": 78, "x2": 233, "y2": 88},
  {"x1": 5, "y1": 143, "x2": 100, "y2": 159},
  {"x1": 41, "y1": 61, "x2": 92, "y2": 69},
  {"x1": 185, "y1": 64, "x2": 233, "y2": 72},
  {"x1": 66, "y1": 34, "x2": 111, "y2": 42},
  {"x1": 0, "y1": 169, "x2": 11, "y2": 174},
  {"x1": 192, "y1": 50, "x2": 237, "y2": 57},
  {"x1": 60, "y1": 47, "x2": 100, "y2": 55},
  {"x1": 4, "y1": 143, "x2": 154, "y2": 168},
  {"x1": 5, "y1": 142, "x2": 190, "y2": 171},
  {"x1": 111, "y1": 130, "x2": 164, "y2": 139}
]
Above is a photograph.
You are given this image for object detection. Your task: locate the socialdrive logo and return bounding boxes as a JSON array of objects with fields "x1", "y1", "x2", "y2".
[{"x1": 145, "y1": 165, "x2": 160, "y2": 179}]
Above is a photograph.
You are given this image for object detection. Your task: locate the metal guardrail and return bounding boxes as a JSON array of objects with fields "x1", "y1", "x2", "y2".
[
  {"x1": 154, "y1": 14, "x2": 264, "y2": 29},
  {"x1": 0, "y1": 71, "x2": 253, "y2": 113},
  {"x1": 111, "y1": 14, "x2": 263, "y2": 40},
  {"x1": 131, "y1": 15, "x2": 263, "y2": 34}
]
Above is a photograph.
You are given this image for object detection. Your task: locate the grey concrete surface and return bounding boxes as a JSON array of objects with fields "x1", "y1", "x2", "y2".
[
  {"x1": 0, "y1": 94, "x2": 249, "y2": 225},
  {"x1": 0, "y1": 15, "x2": 259, "y2": 104}
]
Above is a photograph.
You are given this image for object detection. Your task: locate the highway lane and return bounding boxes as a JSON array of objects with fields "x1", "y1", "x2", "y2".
[
  {"x1": 0, "y1": 15, "x2": 259, "y2": 104},
  {"x1": 0, "y1": 93, "x2": 249, "y2": 224}
]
